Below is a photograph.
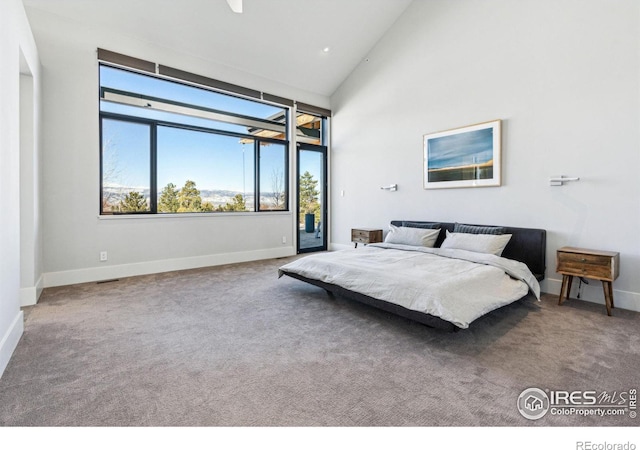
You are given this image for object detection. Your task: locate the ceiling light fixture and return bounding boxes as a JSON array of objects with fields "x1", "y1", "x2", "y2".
[
  {"x1": 323, "y1": 47, "x2": 330, "y2": 53},
  {"x1": 226, "y1": 0, "x2": 243, "y2": 14}
]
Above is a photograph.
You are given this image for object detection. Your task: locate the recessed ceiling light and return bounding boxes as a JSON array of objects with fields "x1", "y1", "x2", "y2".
[{"x1": 323, "y1": 47, "x2": 331, "y2": 53}]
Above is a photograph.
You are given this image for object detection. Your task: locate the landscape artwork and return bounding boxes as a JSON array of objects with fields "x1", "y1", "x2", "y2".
[{"x1": 423, "y1": 120, "x2": 501, "y2": 189}]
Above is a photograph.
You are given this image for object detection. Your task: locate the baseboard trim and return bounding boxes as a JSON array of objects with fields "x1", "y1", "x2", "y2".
[
  {"x1": 542, "y1": 277, "x2": 640, "y2": 313},
  {"x1": 40, "y1": 249, "x2": 640, "y2": 312},
  {"x1": 20, "y1": 274, "x2": 44, "y2": 307},
  {"x1": 0, "y1": 311, "x2": 24, "y2": 379},
  {"x1": 19, "y1": 287, "x2": 37, "y2": 307},
  {"x1": 43, "y1": 247, "x2": 296, "y2": 288}
]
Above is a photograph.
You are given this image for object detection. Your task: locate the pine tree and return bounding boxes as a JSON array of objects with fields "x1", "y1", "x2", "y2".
[
  {"x1": 177, "y1": 180, "x2": 203, "y2": 212},
  {"x1": 119, "y1": 191, "x2": 148, "y2": 212},
  {"x1": 158, "y1": 183, "x2": 179, "y2": 213},
  {"x1": 299, "y1": 171, "x2": 319, "y2": 219},
  {"x1": 201, "y1": 201, "x2": 214, "y2": 212},
  {"x1": 217, "y1": 194, "x2": 247, "y2": 212}
]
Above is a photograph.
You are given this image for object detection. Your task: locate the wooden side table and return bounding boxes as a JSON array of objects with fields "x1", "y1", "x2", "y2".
[
  {"x1": 556, "y1": 246, "x2": 620, "y2": 316},
  {"x1": 351, "y1": 228, "x2": 383, "y2": 248}
]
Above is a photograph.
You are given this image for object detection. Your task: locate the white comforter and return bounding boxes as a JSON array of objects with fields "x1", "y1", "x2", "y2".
[{"x1": 279, "y1": 243, "x2": 540, "y2": 329}]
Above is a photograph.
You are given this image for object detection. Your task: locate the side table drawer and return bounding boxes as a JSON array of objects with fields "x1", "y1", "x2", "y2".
[
  {"x1": 556, "y1": 247, "x2": 619, "y2": 282},
  {"x1": 351, "y1": 228, "x2": 382, "y2": 245},
  {"x1": 557, "y1": 252, "x2": 612, "y2": 279},
  {"x1": 352, "y1": 230, "x2": 369, "y2": 243}
]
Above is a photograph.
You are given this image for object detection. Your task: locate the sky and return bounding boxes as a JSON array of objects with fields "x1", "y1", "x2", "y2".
[
  {"x1": 427, "y1": 127, "x2": 494, "y2": 169},
  {"x1": 100, "y1": 65, "x2": 316, "y2": 195}
]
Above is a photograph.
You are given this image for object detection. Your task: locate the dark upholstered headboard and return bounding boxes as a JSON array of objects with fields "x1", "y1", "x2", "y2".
[{"x1": 390, "y1": 221, "x2": 547, "y2": 281}]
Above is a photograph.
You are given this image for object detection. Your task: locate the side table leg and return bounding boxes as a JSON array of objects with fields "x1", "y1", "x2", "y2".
[
  {"x1": 558, "y1": 275, "x2": 569, "y2": 305},
  {"x1": 558, "y1": 275, "x2": 574, "y2": 305},
  {"x1": 602, "y1": 281, "x2": 613, "y2": 316},
  {"x1": 566, "y1": 275, "x2": 573, "y2": 301}
]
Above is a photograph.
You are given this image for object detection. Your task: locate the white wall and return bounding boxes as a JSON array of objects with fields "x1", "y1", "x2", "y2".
[
  {"x1": 20, "y1": 67, "x2": 44, "y2": 306},
  {"x1": 25, "y1": 8, "x2": 331, "y2": 287},
  {"x1": 330, "y1": 0, "x2": 640, "y2": 311},
  {"x1": 0, "y1": 0, "x2": 42, "y2": 377}
]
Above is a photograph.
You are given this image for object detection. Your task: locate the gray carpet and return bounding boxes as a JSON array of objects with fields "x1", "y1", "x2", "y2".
[{"x1": 0, "y1": 255, "x2": 638, "y2": 426}]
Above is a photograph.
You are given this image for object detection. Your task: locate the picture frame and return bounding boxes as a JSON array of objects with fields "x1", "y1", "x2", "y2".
[{"x1": 423, "y1": 119, "x2": 501, "y2": 189}]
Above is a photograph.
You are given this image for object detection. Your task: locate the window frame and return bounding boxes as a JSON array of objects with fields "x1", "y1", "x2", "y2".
[
  {"x1": 99, "y1": 63, "x2": 290, "y2": 216},
  {"x1": 257, "y1": 140, "x2": 289, "y2": 212},
  {"x1": 99, "y1": 114, "x2": 155, "y2": 215}
]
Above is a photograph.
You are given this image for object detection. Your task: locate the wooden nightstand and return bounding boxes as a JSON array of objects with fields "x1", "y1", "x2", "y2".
[
  {"x1": 351, "y1": 228, "x2": 383, "y2": 248},
  {"x1": 556, "y1": 246, "x2": 620, "y2": 316}
]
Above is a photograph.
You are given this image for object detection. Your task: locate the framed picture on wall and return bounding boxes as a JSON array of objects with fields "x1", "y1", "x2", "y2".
[{"x1": 423, "y1": 119, "x2": 501, "y2": 189}]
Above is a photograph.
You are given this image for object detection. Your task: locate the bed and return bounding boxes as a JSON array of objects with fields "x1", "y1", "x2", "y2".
[{"x1": 279, "y1": 221, "x2": 546, "y2": 331}]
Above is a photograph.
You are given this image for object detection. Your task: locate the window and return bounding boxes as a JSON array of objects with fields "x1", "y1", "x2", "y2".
[
  {"x1": 156, "y1": 127, "x2": 255, "y2": 212},
  {"x1": 259, "y1": 141, "x2": 287, "y2": 211},
  {"x1": 99, "y1": 64, "x2": 289, "y2": 214},
  {"x1": 296, "y1": 111, "x2": 325, "y2": 146},
  {"x1": 101, "y1": 118, "x2": 151, "y2": 213}
]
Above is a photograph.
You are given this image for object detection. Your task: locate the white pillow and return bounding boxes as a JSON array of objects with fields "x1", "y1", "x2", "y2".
[
  {"x1": 384, "y1": 225, "x2": 440, "y2": 247},
  {"x1": 440, "y1": 230, "x2": 512, "y2": 256}
]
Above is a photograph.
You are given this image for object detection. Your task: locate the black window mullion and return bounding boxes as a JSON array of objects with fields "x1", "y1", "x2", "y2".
[
  {"x1": 100, "y1": 111, "x2": 285, "y2": 147},
  {"x1": 99, "y1": 117, "x2": 105, "y2": 215},
  {"x1": 150, "y1": 123, "x2": 158, "y2": 213},
  {"x1": 285, "y1": 141, "x2": 290, "y2": 211},
  {"x1": 254, "y1": 140, "x2": 260, "y2": 212},
  {"x1": 285, "y1": 109, "x2": 291, "y2": 211}
]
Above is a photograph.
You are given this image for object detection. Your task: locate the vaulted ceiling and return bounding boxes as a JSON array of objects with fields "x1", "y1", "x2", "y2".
[{"x1": 23, "y1": 0, "x2": 413, "y2": 97}]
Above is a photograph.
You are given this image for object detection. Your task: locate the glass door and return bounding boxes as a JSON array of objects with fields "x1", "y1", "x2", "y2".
[{"x1": 297, "y1": 143, "x2": 327, "y2": 253}]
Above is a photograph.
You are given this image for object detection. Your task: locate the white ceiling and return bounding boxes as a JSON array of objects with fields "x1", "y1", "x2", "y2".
[{"x1": 23, "y1": 0, "x2": 413, "y2": 97}]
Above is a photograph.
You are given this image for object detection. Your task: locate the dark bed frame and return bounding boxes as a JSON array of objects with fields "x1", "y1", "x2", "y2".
[{"x1": 282, "y1": 221, "x2": 546, "y2": 331}]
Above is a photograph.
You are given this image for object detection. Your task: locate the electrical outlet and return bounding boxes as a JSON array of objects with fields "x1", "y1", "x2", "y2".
[{"x1": 100, "y1": 251, "x2": 108, "y2": 262}]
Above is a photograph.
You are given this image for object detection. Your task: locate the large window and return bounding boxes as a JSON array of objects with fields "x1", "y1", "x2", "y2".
[{"x1": 99, "y1": 64, "x2": 289, "y2": 214}]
